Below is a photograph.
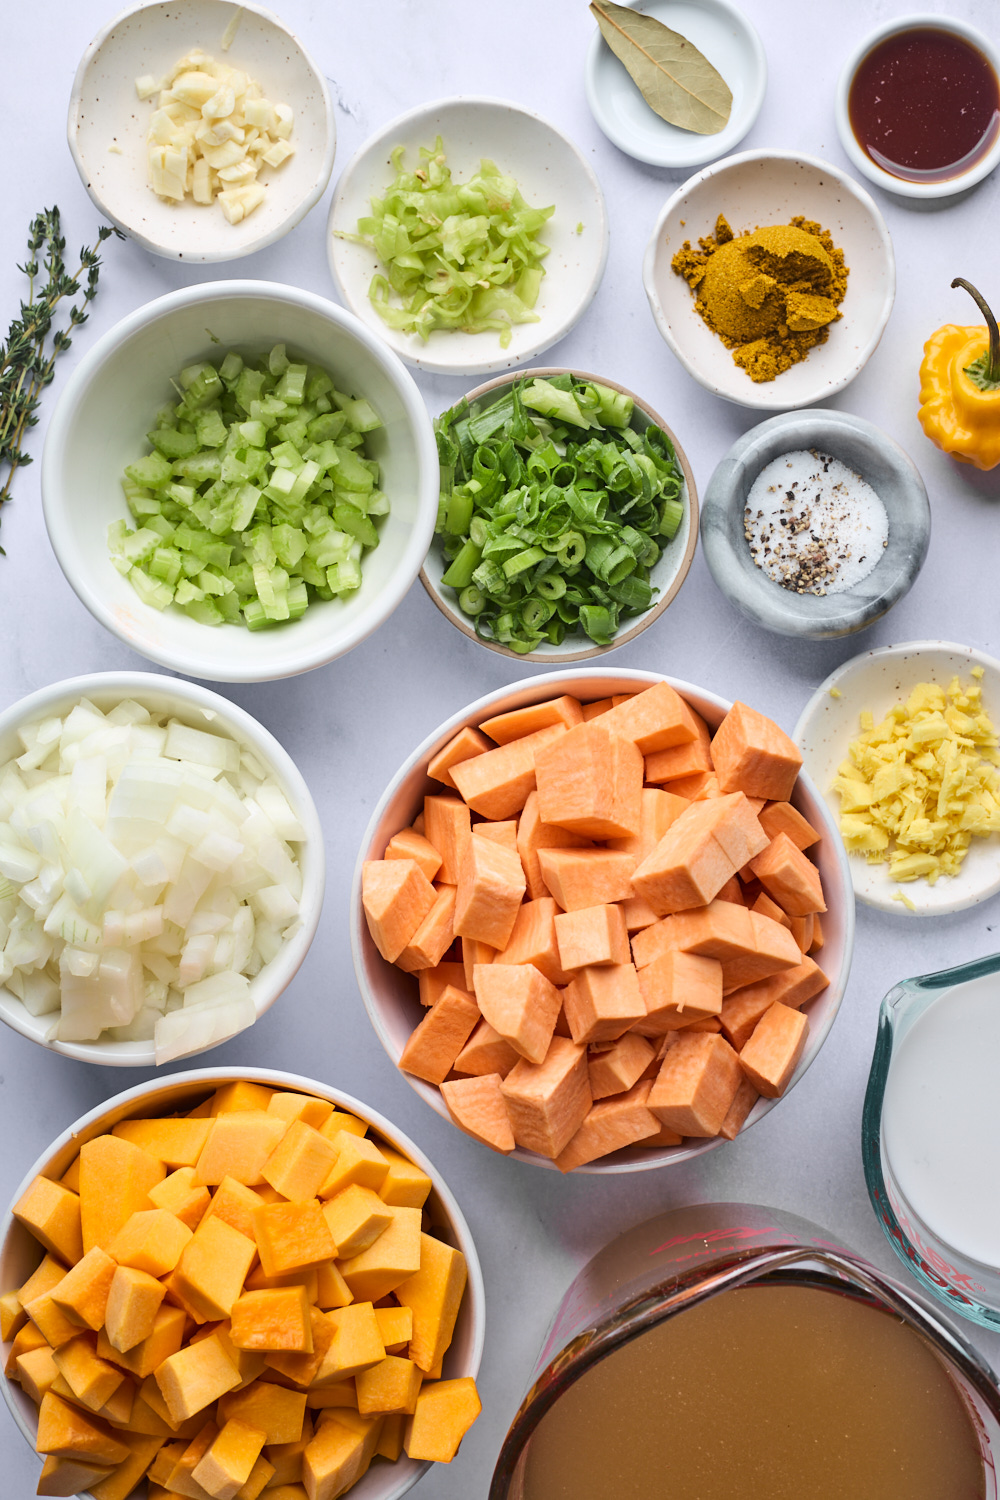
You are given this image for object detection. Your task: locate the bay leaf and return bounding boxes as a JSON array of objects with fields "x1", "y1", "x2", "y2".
[{"x1": 590, "y1": 0, "x2": 733, "y2": 136}]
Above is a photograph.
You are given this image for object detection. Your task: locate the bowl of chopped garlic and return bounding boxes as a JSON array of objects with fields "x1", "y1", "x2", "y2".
[
  {"x1": 793, "y1": 642, "x2": 1000, "y2": 915},
  {"x1": 68, "y1": 0, "x2": 336, "y2": 261}
]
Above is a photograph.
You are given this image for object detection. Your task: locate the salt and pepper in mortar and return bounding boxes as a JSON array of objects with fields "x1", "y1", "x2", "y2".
[{"x1": 744, "y1": 450, "x2": 888, "y2": 595}]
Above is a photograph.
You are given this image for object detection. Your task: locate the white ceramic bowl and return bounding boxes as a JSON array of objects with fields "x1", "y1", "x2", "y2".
[
  {"x1": 69, "y1": 0, "x2": 336, "y2": 261},
  {"x1": 0, "y1": 672, "x2": 324, "y2": 1066},
  {"x1": 585, "y1": 0, "x2": 767, "y2": 168},
  {"x1": 835, "y1": 15, "x2": 1000, "y2": 201},
  {"x1": 794, "y1": 641, "x2": 1000, "y2": 917},
  {"x1": 420, "y1": 369, "x2": 699, "y2": 663},
  {"x1": 41, "y1": 281, "x2": 439, "y2": 684},
  {"x1": 0, "y1": 1067, "x2": 485, "y2": 1500},
  {"x1": 352, "y1": 668, "x2": 854, "y2": 1173},
  {"x1": 327, "y1": 97, "x2": 609, "y2": 376},
  {"x1": 642, "y1": 150, "x2": 896, "y2": 411}
]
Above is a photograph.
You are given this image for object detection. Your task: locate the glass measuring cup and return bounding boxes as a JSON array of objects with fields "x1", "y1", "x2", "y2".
[
  {"x1": 489, "y1": 1201, "x2": 1000, "y2": 1499},
  {"x1": 863, "y1": 950, "x2": 1000, "y2": 1328}
]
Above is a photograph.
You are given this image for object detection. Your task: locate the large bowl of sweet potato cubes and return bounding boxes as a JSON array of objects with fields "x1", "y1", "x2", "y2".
[
  {"x1": 0, "y1": 1067, "x2": 484, "y2": 1500},
  {"x1": 353, "y1": 669, "x2": 854, "y2": 1172}
]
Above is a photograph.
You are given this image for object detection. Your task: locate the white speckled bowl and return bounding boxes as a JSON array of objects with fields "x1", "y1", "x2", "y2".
[
  {"x1": 0, "y1": 1067, "x2": 484, "y2": 1500},
  {"x1": 835, "y1": 15, "x2": 1000, "y2": 201},
  {"x1": 585, "y1": 0, "x2": 767, "y2": 168},
  {"x1": 352, "y1": 668, "x2": 854, "y2": 1173},
  {"x1": 794, "y1": 642, "x2": 1000, "y2": 917},
  {"x1": 0, "y1": 672, "x2": 324, "y2": 1066},
  {"x1": 420, "y1": 368, "x2": 699, "y2": 663},
  {"x1": 700, "y1": 409, "x2": 931, "y2": 638},
  {"x1": 642, "y1": 150, "x2": 896, "y2": 410},
  {"x1": 69, "y1": 0, "x2": 336, "y2": 261},
  {"x1": 327, "y1": 97, "x2": 609, "y2": 376}
]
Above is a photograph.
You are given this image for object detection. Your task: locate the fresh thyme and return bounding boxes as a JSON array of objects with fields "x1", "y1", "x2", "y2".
[{"x1": 0, "y1": 207, "x2": 121, "y2": 553}]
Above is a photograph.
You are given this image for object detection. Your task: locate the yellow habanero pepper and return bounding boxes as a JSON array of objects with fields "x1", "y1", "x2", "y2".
[{"x1": 918, "y1": 278, "x2": 1000, "y2": 472}]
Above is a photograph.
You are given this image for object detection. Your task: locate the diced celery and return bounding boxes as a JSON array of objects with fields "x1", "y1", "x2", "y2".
[
  {"x1": 326, "y1": 559, "x2": 362, "y2": 594},
  {"x1": 116, "y1": 345, "x2": 388, "y2": 632},
  {"x1": 331, "y1": 447, "x2": 375, "y2": 493},
  {"x1": 218, "y1": 351, "x2": 244, "y2": 387},
  {"x1": 125, "y1": 452, "x2": 173, "y2": 489},
  {"x1": 195, "y1": 409, "x2": 229, "y2": 448},
  {"x1": 128, "y1": 566, "x2": 174, "y2": 609},
  {"x1": 148, "y1": 427, "x2": 199, "y2": 459}
]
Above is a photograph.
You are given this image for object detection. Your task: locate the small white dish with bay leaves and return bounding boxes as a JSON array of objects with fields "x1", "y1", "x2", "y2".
[
  {"x1": 585, "y1": 0, "x2": 767, "y2": 168},
  {"x1": 352, "y1": 668, "x2": 853, "y2": 1174},
  {"x1": 794, "y1": 641, "x2": 1000, "y2": 916}
]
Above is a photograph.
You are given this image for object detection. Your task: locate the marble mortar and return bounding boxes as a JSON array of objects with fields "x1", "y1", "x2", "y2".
[{"x1": 700, "y1": 408, "x2": 931, "y2": 639}]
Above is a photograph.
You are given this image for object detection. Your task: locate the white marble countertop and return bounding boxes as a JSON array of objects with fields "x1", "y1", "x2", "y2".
[{"x1": 3, "y1": 0, "x2": 1000, "y2": 1493}]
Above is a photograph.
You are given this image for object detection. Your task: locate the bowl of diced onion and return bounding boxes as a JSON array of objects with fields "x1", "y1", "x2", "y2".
[
  {"x1": 419, "y1": 370, "x2": 699, "y2": 662},
  {"x1": 0, "y1": 672, "x2": 324, "y2": 1066},
  {"x1": 68, "y1": 0, "x2": 336, "y2": 262},
  {"x1": 41, "y1": 280, "x2": 439, "y2": 683}
]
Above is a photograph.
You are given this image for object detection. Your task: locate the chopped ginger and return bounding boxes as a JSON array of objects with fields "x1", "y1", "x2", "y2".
[{"x1": 832, "y1": 676, "x2": 1000, "y2": 883}]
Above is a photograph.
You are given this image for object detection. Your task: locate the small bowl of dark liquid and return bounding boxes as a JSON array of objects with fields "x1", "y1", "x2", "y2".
[{"x1": 836, "y1": 15, "x2": 1000, "y2": 199}]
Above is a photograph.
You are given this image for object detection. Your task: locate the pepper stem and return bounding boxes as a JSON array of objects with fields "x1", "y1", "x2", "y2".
[{"x1": 952, "y1": 277, "x2": 1000, "y2": 384}]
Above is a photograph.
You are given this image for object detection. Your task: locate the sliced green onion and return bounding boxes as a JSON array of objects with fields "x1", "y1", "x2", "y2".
[{"x1": 432, "y1": 373, "x2": 685, "y2": 651}]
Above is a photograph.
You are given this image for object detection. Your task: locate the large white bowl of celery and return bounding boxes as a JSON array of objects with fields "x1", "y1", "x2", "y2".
[
  {"x1": 41, "y1": 281, "x2": 439, "y2": 683},
  {"x1": 420, "y1": 370, "x2": 699, "y2": 661}
]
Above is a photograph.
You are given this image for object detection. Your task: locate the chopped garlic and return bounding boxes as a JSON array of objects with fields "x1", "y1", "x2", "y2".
[
  {"x1": 142, "y1": 47, "x2": 294, "y2": 223},
  {"x1": 832, "y1": 676, "x2": 1000, "y2": 884},
  {"x1": 829, "y1": 686, "x2": 842, "y2": 699}
]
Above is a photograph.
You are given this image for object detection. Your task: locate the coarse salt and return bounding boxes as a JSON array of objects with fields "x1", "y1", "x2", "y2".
[{"x1": 744, "y1": 449, "x2": 888, "y2": 596}]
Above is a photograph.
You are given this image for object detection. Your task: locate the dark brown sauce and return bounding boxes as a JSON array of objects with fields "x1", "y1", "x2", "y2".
[{"x1": 849, "y1": 27, "x2": 1000, "y2": 182}]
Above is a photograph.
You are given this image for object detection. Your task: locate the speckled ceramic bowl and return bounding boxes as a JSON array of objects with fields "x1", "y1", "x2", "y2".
[
  {"x1": 700, "y1": 409, "x2": 930, "y2": 638},
  {"x1": 419, "y1": 368, "x2": 699, "y2": 663},
  {"x1": 69, "y1": 0, "x2": 336, "y2": 261},
  {"x1": 327, "y1": 97, "x2": 609, "y2": 376},
  {"x1": 642, "y1": 150, "x2": 895, "y2": 410}
]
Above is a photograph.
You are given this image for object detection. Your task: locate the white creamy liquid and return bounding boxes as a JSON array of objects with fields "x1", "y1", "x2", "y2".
[{"x1": 881, "y1": 972, "x2": 1000, "y2": 1266}]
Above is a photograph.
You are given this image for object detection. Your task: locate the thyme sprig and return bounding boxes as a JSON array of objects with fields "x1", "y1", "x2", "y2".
[{"x1": 0, "y1": 207, "x2": 121, "y2": 553}]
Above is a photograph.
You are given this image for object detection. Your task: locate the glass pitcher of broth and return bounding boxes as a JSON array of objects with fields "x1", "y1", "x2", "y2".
[
  {"x1": 864, "y1": 950, "x2": 1000, "y2": 1328},
  {"x1": 490, "y1": 1202, "x2": 1000, "y2": 1500}
]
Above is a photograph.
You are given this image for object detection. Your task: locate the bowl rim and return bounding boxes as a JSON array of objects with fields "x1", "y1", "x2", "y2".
[
  {"x1": 351, "y1": 665, "x2": 856, "y2": 1173},
  {"x1": 584, "y1": 0, "x2": 768, "y2": 168},
  {"x1": 0, "y1": 1065, "x2": 485, "y2": 1500},
  {"x1": 418, "y1": 366, "x2": 700, "y2": 663},
  {"x1": 834, "y1": 13, "x2": 1000, "y2": 200},
  {"x1": 67, "y1": 0, "x2": 337, "y2": 262},
  {"x1": 699, "y1": 407, "x2": 931, "y2": 639},
  {"x1": 0, "y1": 670, "x2": 325, "y2": 1065},
  {"x1": 40, "y1": 279, "x2": 440, "y2": 684},
  {"x1": 326, "y1": 94, "x2": 610, "y2": 376},
  {"x1": 793, "y1": 639, "x2": 1000, "y2": 916},
  {"x1": 641, "y1": 148, "x2": 897, "y2": 411}
]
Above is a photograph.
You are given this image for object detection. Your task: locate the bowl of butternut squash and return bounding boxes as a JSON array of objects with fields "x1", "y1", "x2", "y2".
[
  {"x1": 352, "y1": 669, "x2": 855, "y2": 1173},
  {"x1": 0, "y1": 1067, "x2": 485, "y2": 1500}
]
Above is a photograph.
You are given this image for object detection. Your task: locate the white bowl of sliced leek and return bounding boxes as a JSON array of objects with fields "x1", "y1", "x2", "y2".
[
  {"x1": 0, "y1": 672, "x2": 324, "y2": 1066},
  {"x1": 68, "y1": 0, "x2": 336, "y2": 262}
]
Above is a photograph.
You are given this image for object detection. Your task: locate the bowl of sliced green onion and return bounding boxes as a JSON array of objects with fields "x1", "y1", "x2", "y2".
[
  {"x1": 41, "y1": 280, "x2": 439, "y2": 683},
  {"x1": 420, "y1": 369, "x2": 698, "y2": 661}
]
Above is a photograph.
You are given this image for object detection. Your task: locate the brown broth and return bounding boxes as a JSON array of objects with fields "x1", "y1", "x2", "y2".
[
  {"x1": 848, "y1": 28, "x2": 1000, "y2": 183},
  {"x1": 521, "y1": 1281, "x2": 985, "y2": 1500}
]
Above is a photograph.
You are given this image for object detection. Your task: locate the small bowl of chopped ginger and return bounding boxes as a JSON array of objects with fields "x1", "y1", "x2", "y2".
[
  {"x1": 68, "y1": 0, "x2": 336, "y2": 261},
  {"x1": 794, "y1": 642, "x2": 1000, "y2": 915}
]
